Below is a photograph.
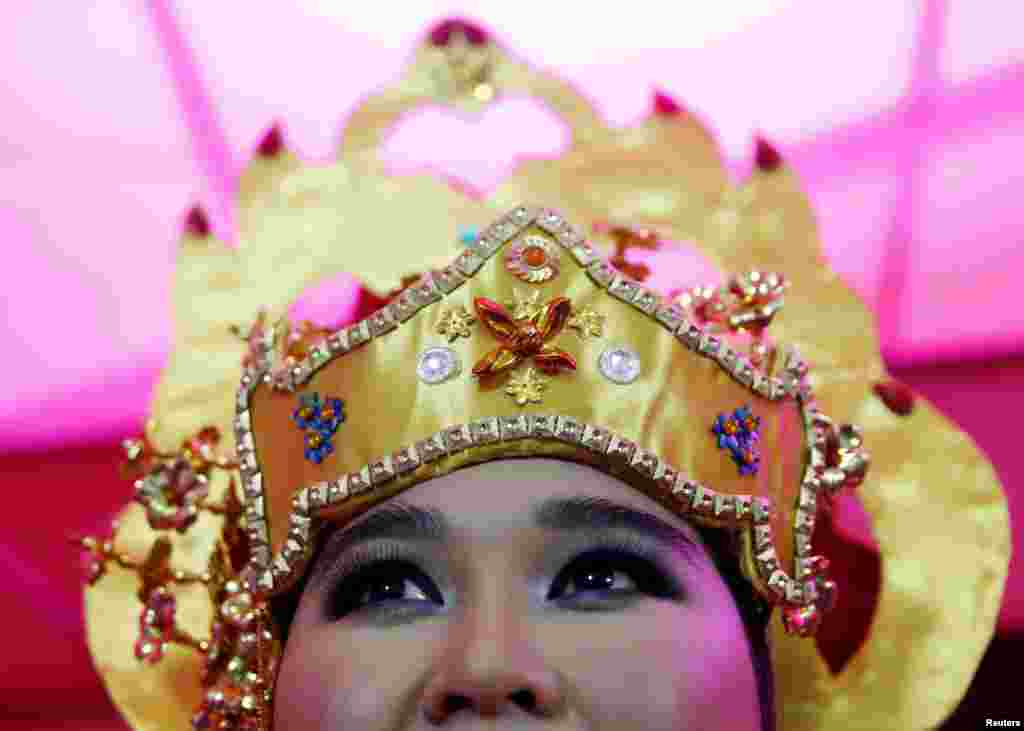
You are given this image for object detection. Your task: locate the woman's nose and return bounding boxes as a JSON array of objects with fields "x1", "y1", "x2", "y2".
[
  {"x1": 422, "y1": 673, "x2": 555, "y2": 723},
  {"x1": 419, "y1": 599, "x2": 564, "y2": 723}
]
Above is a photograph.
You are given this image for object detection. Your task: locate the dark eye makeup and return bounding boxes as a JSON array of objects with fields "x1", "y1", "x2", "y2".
[{"x1": 321, "y1": 535, "x2": 686, "y2": 622}]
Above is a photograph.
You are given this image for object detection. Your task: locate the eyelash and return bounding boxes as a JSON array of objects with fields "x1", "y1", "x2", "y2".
[{"x1": 323, "y1": 537, "x2": 681, "y2": 621}]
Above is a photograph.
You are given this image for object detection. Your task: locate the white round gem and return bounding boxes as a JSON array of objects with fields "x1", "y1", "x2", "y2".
[
  {"x1": 417, "y1": 347, "x2": 460, "y2": 384},
  {"x1": 599, "y1": 347, "x2": 641, "y2": 384}
]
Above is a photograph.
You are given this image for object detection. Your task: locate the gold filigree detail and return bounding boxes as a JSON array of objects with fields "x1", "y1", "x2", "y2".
[
  {"x1": 506, "y1": 289, "x2": 544, "y2": 321},
  {"x1": 504, "y1": 367, "x2": 548, "y2": 406},
  {"x1": 567, "y1": 307, "x2": 605, "y2": 339},
  {"x1": 436, "y1": 305, "x2": 476, "y2": 342}
]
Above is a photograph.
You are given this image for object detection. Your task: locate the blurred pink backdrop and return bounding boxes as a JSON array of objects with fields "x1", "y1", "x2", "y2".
[{"x1": 1, "y1": 1, "x2": 1021, "y2": 727}]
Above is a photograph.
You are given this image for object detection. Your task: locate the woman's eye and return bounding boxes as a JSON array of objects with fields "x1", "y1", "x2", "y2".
[
  {"x1": 547, "y1": 548, "x2": 671, "y2": 607},
  {"x1": 326, "y1": 560, "x2": 442, "y2": 620},
  {"x1": 326, "y1": 548, "x2": 674, "y2": 620}
]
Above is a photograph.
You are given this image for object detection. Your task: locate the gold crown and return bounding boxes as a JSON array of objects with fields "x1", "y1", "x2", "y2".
[{"x1": 235, "y1": 204, "x2": 869, "y2": 639}]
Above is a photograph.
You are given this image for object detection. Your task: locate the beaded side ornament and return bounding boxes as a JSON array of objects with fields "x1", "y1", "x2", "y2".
[
  {"x1": 75, "y1": 428, "x2": 279, "y2": 731},
  {"x1": 291, "y1": 393, "x2": 345, "y2": 464},
  {"x1": 712, "y1": 405, "x2": 762, "y2": 476}
]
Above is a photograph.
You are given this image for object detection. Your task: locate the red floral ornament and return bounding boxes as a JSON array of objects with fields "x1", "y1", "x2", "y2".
[
  {"x1": 471, "y1": 296, "x2": 577, "y2": 377},
  {"x1": 134, "y1": 456, "x2": 210, "y2": 532},
  {"x1": 134, "y1": 587, "x2": 177, "y2": 664}
]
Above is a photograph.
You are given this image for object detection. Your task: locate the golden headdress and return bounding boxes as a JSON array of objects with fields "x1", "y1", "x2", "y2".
[{"x1": 78, "y1": 19, "x2": 1010, "y2": 731}]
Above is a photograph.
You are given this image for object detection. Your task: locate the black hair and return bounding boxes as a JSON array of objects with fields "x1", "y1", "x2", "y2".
[{"x1": 271, "y1": 522, "x2": 774, "y2": 731}]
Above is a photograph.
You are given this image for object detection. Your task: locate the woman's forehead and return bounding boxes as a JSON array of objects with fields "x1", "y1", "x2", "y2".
[{"x1": 339, "y1": 457, "x2": 701, "y2": 545}]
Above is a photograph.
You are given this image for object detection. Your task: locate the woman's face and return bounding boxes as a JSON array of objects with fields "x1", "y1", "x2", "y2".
[{"x1": 274, "y1": 458, "x2": 761, "y2": 730}]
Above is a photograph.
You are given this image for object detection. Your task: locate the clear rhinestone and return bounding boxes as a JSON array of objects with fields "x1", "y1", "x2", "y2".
[
  {"x1": 309, "y1": 342, "x2": 330, "y2": 368},
  {"x1": 309, "y1": 482, "x2": 327, "y2": 510},
  {"x1": 795, "y1": 508, "x2": 816, "y2": 534},
  {"x1": 530, "y1": 415, "x2": 557, "y2": 439},
  {"x1": 754, "y1": 523, "x2": 773, "y2": 550},
  {"x1": 630, "y1": 449, "x2": 658, "y2": 477},
  {"x1": 752, "y1": 497, "x2": 772, "y2": 523},
  {"x1": 555, "y1": 416, "x2": 583, "y2": 443},
  {"x1": 443, "y1": 425, "x2": 472, "y2": 453},
  {"x1": 235, "y1": 430, "x2": 254, "y2": 455},
  {"x1": 508, "y1": 206, "x2": 535, "y2": 225},
  {"x1": 570, "y1": 243, "x2": 597, "y2": 266},
  {"x1": 243, "y1": 473, "x2": 262, "y2": 499},
  {"x1": 245, "y1": 496, "x2": 264, "y2": 522},
  {"x1": 327, "y1": 476, "x2": 349, "y2": 504},
  {"x1": 282, "y1": 539, "x2": 303, "y2": 563},
  {"x1": 348, "y1": 468, "x2": 371, "y2": 496},
  {"x1": 469, "y1": 418, "x2": 500, "y2": 444},
  {"x1": 691, "y1": 485, "x2": 714, "y2": 513},
  {"x1": 713, "y1": 494, "x2": 734, "y2": 519},
  {"x1": 598, "y1": 347, "x2": 641, "y2": 384},
  {"x1": 370, "y1": 457, "x2": 396, "y2": 485},
  {"x1": 455, "y1": 250, "x2": 484, "y2": 276},
  {"x1": 347, "y1": 321, "x2": 371, "y2": 348},
  {"x1": 433, "y1": 265, "x2": 467, "y2": 294},
  {"x1": 654, "y1": 303, "x2": 686, "y2": 332},
  {"x1": 608, "y1": 275, "x2": 640, "y2": 303},
  {"x1": 417, "y1": 347, "x2": 461, "y2": 384},
  {"x1": 537, "y1": 210, "x2": 564, "y2": 233},
  {"x1": 734, "y1": 495, "x2": 752, "y2": 521},
  {"x1": 498, "y1": 415, "x2": 530, "y2": 440},
  {"x1": 653, "y1": 466, "x2": 677, "y2": 496},
  {"x1": 556, "y1": 226, "x2": 584, "y2": 248},
  {"x1": 368, "y1": 307, "x2": 397, "y2": 338},
  {"x1": 699, "y1": 335, "x2": 721, "y2": 355},
  {"x1": 757, "y1": 547, "x2": 780, "y2": 575},
  {"x1": 586, "y1": 261, "x2": 616, "y2": 288},
  {"x1": 328, "y1": 329, "x2": 350, "y2": 353},
  {"x1": 678, "y1": 324, "x2": 703, "y2": 350},
  {"x1": 607, "y1": 435, "x2": 637, "y2": 463},
  {"x1": 417, "y1": 435, "x2": 447, "y2": 463},
  {"x1": 580, "y1": 424, "x2": 611, "y2": 453},
  {"x1": 632, "y1": 289, "x2": 660, "y2": 314},
  {"x1": 393, "y1": 446, "x2": 421, "y2": 474}
]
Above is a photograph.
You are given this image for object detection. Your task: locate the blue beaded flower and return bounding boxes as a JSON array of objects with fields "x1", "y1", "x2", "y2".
[
  {"x1": 291, "y1": 393, "x2": 346, "y2": 465},
  {"x1": 458, "y1": 226, "x2": 479, "y2": 246},
  {"x1": 711, "y1": 405, "x2": 761, "y2": 476}
]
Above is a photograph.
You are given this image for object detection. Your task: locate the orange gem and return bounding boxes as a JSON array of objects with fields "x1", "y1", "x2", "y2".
[
  {"x1": 300, "y1": 407, "x2": 313, "y2": 420},
  {"x1": 724, "y1": 420, "x2": 738, "y2": 435},
  {"x1": 522, "y1": 245, "x2": 547, "y2": 268},
  {"x1": 308, "y1": 433, "x2": 321, "y2": 447},
  {"x1": 321, "y1": 408, "x2": 334, "y2": 421}
]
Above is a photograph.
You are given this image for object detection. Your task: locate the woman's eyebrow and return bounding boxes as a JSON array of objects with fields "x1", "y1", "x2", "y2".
[{"x1": 311, "y1": 494, "x2": 701, "y2": 585}]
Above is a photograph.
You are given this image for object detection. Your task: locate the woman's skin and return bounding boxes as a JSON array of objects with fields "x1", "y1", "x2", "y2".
[{"x1": 274, "y1": 458, "x2": 761, "y2": 729}]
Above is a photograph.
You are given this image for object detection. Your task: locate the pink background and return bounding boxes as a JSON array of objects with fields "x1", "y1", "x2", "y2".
[{"x1": 1, "y1": 1, "x2": 1021, "y2": 727}]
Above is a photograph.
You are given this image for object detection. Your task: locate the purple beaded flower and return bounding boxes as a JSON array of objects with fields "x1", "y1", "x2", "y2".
[
  {"x1": 292, "y1": 393, "x2": 346, "y2": 464},
  {"x1": 712, "y1": 405, "x2": 761, "y2": 476},
  {"x1": 133, "y1": 456, "x2": 210, "y2": 532}
]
